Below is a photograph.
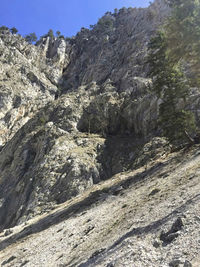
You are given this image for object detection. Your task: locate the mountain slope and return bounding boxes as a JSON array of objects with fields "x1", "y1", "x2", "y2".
[
  {"x1": 0, "y1": 144, "x2": 200, "y2": 266},
  {"x1": 0, "y1": 0, "x2": 170, "y2": 231},
  {"x1": 0, "y1": 0, "x2": 200, "y2": 266}
]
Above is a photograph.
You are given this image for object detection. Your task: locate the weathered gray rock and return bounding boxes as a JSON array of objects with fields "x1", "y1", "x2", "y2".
[
  {"x1": 0, "y1": 0, "x2": 197, "y2": 248},
  {"x1": 0, "y1": 84, "x2": 160, "y2": 229},
  {"x1": 0, "y1": 31, "x2": 70, "y2": 147},
  {"x1": 1, "y1": 142, "x2": 200, "y2": 266},
  {"x1": 0, "y1": 0, "x2": 172, "y2": 231},
  {"x1": 184, "y1": 260, "x2": 192, "y2": 267},
  {"x1": 62, "y1": 0, "x2": 169, "y2": 93}
]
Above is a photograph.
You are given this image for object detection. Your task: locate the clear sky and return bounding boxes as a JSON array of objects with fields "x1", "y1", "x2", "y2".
[{"x1": 0, "y1": 0, "x2": 150, "y2": 38}]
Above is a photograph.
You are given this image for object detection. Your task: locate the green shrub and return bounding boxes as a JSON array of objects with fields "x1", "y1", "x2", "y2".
[
  {"x1": 47, "y1": 29, "x2": 54, "y2": 39},
  {"x1": 56, "y1": 31, "x2": 61, "y2": 37},
  {"x1": 0, "y1": 26, "x2": 9, "y2": 32},
  {"x1": 10, "y1": 27, "x2": 18, "y2": 34},
  {"x1": 25, "y1": 32, "x2": 37, "y2": 44},
  {"x1": 97, "y1": 16, "x2": 114, "y2": 32}
]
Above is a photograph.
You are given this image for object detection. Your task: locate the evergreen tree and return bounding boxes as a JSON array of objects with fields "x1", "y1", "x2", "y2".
[
  {"x1": 148, "y1": 32, "x2": 196, "y2": 146},
  {"x1": 56, "y1": 31, "x2": 61, "y2": 37},
  {"x1": 10, "y1": 27, "x2": 18, "y2": 34},
  {"x1": 165, "y1": 0, "x2": 200, "y2": 85},
  {"x1": 0, "y1": 26, "x2": 9, "y2": 32},
  {"x1": 47, "y1": 29, "x2": 54, "y2": 39},
  {"x1": 25, "y1": 33, "x2": 37, "y2": 44}
]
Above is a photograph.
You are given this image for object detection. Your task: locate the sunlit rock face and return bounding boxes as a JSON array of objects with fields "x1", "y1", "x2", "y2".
[
  {"x1": 1, "y1": 2, "x2": 200, "y2": 266},
  {"x1": 0, "y1": 0, "x2": 171, "y2": 230},
  {"x1": 0, "y1": 31, "x2": 70, "y2": 147},
  {"x1": 62, "y1": 0, "x2": 169, "y2": 92}
]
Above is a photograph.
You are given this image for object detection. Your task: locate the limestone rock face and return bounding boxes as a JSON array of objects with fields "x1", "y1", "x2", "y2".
[
  {"x1": 0, "y1": 91, "x2": 105, "y2": 229},
  {"x1": 1, "y1": 1, "x2": 200, "y2": 266},
  {"x1": 0, "y1": 0, "x2": 169, "y2": 148},
  {"x1": 0, "y1": 85, "x2": 159, "y2": 230},
  {"x1": 62, "y1": 0, "x2": 169, "y2": 93},
  {"x1": 0, "y1": 143, "x2": 200, "y2": 267},
  {"x1": 0, "y1": 0, "x2": 171, "y2": 230},
  {"x1": 0, "y1": 32, "x2": 70, "y2": 147}
]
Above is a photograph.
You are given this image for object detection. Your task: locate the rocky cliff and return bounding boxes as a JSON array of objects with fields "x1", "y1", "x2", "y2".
[{"x1": 0, "y1": 0, "x2": 200, "y2": 266}]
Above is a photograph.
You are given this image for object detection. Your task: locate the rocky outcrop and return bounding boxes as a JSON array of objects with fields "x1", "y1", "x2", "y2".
[
  {"x1": 0, "y1": 144, "x2": 200, "y2": 266},
  {"x1": 0, "y1": 83, "x2": 160, "y2": 230},
  {"x1": 0, "y1": 0, "x2": 171, "y2": 230},
  {"x1": 0, "y1": 0, "x2": 169, "y2": 148},
  {"x1": 0, "y1": 31, "x2": 70, "y2": 147},
  {"x1": 0, "y1": 1, "x2": 200, "y2": 266},
  {"x1": 62, "y1": 0, "x2": 169, "y2": 92}
]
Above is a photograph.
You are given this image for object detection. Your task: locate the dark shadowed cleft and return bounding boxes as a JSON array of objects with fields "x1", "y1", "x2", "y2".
[{"x1": 1, "y1": 255, "x2": 16, "y2": 266}]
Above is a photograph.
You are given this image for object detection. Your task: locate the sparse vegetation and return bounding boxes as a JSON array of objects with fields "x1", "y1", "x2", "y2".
[
  {"x1": 65, "y1": 37, "x2": 71, "y2": 42},
  {"x1": 114, "y1": 8, "x2": 118, "y2": 14},
  {"x1": 0, "y1": 26, "x2": 9, "y2": 32},
  {"x1": 148, "y1": 31, "x2": 196, "y2": 146},
  {"x1": 47, "y1": 29, "x2": 54, "y2": 39},
  {"x1": 25, "y1": 32, "x2": 37, "y2": 44},
  {"x1": 97, "y1": 16, "x2": 114, "y2": 32},
  {"x1": 56, "y1": 31, "x2": 61, "y2": 37},
  {"x1": 147, "y1": 0, "x2": 200, "y2": 146},
  {"x1": 10, "y1": 27, "x2": 18, "y2": 34},
  {"x1": 164, "y1": 0, "x2": 200, "y2": 85}
]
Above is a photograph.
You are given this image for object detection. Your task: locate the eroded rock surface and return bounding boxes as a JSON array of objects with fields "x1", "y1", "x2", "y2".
[
  {"x1": 0, "y1": 86, "x2": 160, "y2": 230},
  {"x1": 0, "y1": 0, "x2": 169, "y2": 230},
  {"x1": 0, "y1": 145, "x2": 200, "y2": 266},
  {"x1": 0, "y1": 30, "x2": 70, "y2": 147},
  {"x1": 0, "y1": 1, "x2": 200, "y2": 266}
]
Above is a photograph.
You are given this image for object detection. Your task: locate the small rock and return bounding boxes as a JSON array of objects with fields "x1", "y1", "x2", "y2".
[
  {"x1": 73, "y1": 244, "x2": 78, "y2": 249},
  {"x1": 57, "y1": 254, "x2": 63, "y2": 260},
  {"x1": 4, "y1": 229, "x2": 13, "y2": 236},
  {"x1": 112, "y1": 186, "x2": 123, "y2": 196},
  {"x1": 84, "y1": 225, "x2": 95, "y2": 235},
  {"x1": 183, "y1": 260, "x2": 192, "y2": 267},
  {"x1": 20, "y1": 260, "x2": 29, "y2": 267},
  {"x1": 91, "y1": 248, "x2": 105, "y2": 258},
  {"x1": 171, "y1": 217, "x2": 184, "y2": 233},
  {"x1": 153, "y1": 240, "x2": 160, "y2": 248},
  {"x1": 149, "y1": 188, "x2": 160, "y2": 196},
  {"x1": 160, "y1": 217, "x2": 183, "y2": 244},
  {"x1": 194, "y1": 216, "x2": 200, "y2": 222},
  {"x1": 169, "y1": 259, "x2": 181, "y2": 267},
  {"x1": 160, "y1": 231, "x2": 179, "y2": 244}
]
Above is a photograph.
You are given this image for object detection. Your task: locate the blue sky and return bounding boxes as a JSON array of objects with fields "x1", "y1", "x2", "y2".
[{"x1": 0, "y1": 0, "x2": 150, "y2": 38}]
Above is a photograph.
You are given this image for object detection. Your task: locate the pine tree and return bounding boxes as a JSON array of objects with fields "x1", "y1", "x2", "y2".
[
  {"x1": 10, "y1": 27, "x2": 18, "y2": 34},
  {"x1": 47, "y1": 29, "x2": 54, "y2": 39},
  {"x1": 165, "y1": 0, "x2": 200, "y2": 85},
  {"x1": 56, "y1": 31, "x2": 61, "y2": 37},
  {"x1": 0, "y1": 26, "x2": 9, "y2": 32},
  {"x1": 25, "y1": 33, "x2": 37, "y2": 44},
  {"x1": 148, "y1": 32, "x2": 196, "y2": 146}
]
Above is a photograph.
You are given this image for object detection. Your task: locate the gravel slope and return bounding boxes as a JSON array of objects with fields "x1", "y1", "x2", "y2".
[{"x1": 0, "y1": 145, "x2": 200, "y2": 266}]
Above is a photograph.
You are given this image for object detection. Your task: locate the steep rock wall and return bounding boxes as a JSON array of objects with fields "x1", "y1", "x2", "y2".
[
  {"x1": 0, "y1": 31, "x2": 70, "y2": 147},
  {"x1": 0, "y1": 0, "x2": 172, "y2": 230}
]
